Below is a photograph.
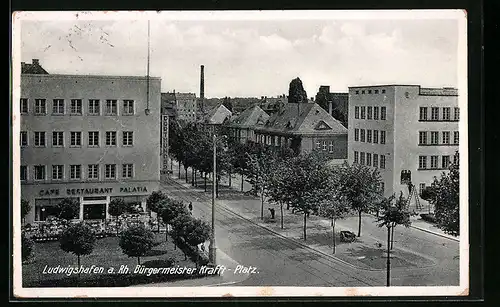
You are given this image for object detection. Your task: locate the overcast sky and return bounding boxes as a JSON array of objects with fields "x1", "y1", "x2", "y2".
[{"x1": 20, "y1": 14, "x2": 461, "y2": 98}]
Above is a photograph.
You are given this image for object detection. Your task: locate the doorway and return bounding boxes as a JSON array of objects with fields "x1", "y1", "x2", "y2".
[{"x1": 83, "y1": 203, "x2": 106, "y2": 220}]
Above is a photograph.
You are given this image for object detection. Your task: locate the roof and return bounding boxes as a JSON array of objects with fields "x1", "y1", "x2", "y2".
[
  {"x1": 228, "y1": 105, "x2": 270, "y2": 129},
  {"x1": 21, "y1": 60, "x2": 49, "y2": 74},
  {"x1": 202, "y1": 104, "x2": 232, "y2": 125},
  {"x1": 255, "y1": 103, "x2": 348, "y2": 136},
  {"x1": 176, "y1": 93, "x2": 197, "y2": 100}
]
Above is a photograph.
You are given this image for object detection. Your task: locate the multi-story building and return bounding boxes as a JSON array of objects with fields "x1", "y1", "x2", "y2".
[
  {"x1": 20, "y1": 65, "x2": 161, "y2": 223},
  {"x1": 227, "y1": 105, "x2": 270, "y2": 144},
  {"x1": 347, "y1": 85, "x2": 459, "y2": 211},
  {"x1": 168, "y1": 92, "x2": 197, "y2": 122},
  {"x1": 253, "y1": 102, "x2": 348, "y2": 159}
]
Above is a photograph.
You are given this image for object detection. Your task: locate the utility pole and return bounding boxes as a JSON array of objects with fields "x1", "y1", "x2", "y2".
[
  {"x1": 209, "y1": 134, "x2": 217, "y2": 265},
  {"x1": 387, "y1": 225, "x2": 391, "y2": 287}
]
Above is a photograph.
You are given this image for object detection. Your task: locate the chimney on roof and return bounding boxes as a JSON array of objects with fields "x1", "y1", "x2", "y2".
[
  {"x1": 32, "y1": 59, "x2": 39, "y2": 65},
  {"x1": 328, "y1": 101, "x2": 333, "y2": 115}
]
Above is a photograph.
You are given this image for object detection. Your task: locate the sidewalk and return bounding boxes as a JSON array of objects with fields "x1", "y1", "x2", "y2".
[{"x1": 166, "y1": 165, "x2": 444, "y2": 272}]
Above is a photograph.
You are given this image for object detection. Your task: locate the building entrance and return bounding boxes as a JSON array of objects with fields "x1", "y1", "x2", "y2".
[{"x1": 83, "y1": 203, "x2": 106, "y2": 220}]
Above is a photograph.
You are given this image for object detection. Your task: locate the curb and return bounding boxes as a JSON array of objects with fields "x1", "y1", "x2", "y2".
[{"x1": 409, "y1": 225, "x2": 460, "y2": 242}]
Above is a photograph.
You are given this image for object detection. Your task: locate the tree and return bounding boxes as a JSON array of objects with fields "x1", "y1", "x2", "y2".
[
  {"x1": 159, "y1": 198, "x2": 190, "y2": 241},
  {"x1": 146, "y1": 191, "x2": 167, "y2": 232},
  {"x1": 421, "y1": 152, "x2": 460, "y2": 236},
  {"x1": 184, "y1": 218, "x2": 211, "y2": 267},
  {"x1": 108, "y1": 198, "x2": 126, "y2": 235},
  {"x1": 21, "y1": 199, "x2": 31, "y2": 224},
  {"x1": 170, "y1": 213, "x2": 194, "y2": 258},
  {"x1": 376, "y1": 192, "x2": 412, "y2": 287},
  {"x1": 22, "y1": 232, "x2": 34, "y2": 263},
  {"x1": 288, "y1": 77, "x2": 308, "y2": 104},
  {"x1": 337, "y1": 163, "x2": 383, "y2": 237},
  {"x1": 119, "y1": 225, "x2": 156, "y2": 265},
  {"x1": 60, "y1": 222, "x2": 96, "y2": 278},
  {"x1": 57, "y1": 198, "x2": 80, "y2": 220}
]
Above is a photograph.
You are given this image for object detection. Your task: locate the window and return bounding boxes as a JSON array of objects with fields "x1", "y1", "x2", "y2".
[
  {"x1": 328, "y1": 141, "x2": 334, "y2": 153},
  {"x1": 316, "y1": 141, "x2": 321, "y2": 149},
  {"x1": 106, "y1": 131, "x2": 117, "y2": 146},
  {"x1": 52, "y1": 165, "x2": 63, "y2": 180},
  {"x1": 454, "y1": 131, "x2": 459, "y2": 144},
  {"x1": 106, "y1": 100, "x2": 118, "y2": 115},
  {"x1": 354, "y1": 128, "x2": 359, "y2": 141},
  {"x1": 360, "y1": 107, "x2": 366, "y2": 119},
  {"x1": 419, "y1": 107, "x2": 428, "y2": 121},
  {"x1": 375, "y1": 89, "x2": 379, "y2": 94},
  {"x1": 70, "y1": 165, "x2": 81, "y2": 180},
  {"x1": 361, "y1": 90, "x2": 365, "y2": 94},
  {"x1": 366, "y1": 153, "x2": 372, "y2": 166},
  {"x1": 380, "y1": 131, "x2": 386, "y2": 144},
  {"x1": 35, "y1": 99, "x2": 46, "y2": 115},
  {"x1": 105, "y1": 164, "x2": 116, "y2": 179},
  {"x1": 419, "y1": 156, "x2": 427, "y2": 169},
  {"x1": 430, "y1": 131, "x2": 439, "y2": 145},
  {"x1": 360, "y1": 152, "x2": 366, "y2": 165},
  {"x1": 373, "y1": 107, "x2": 379, "y2": 120},
  {"x1": 122, "y1": 131, "x2": 133, "y2": 146},
  {"x1": 70, "y1": 99, "x2": 82, "y2": 115},
  {"x1": 381, "y1": 107, "x2": 387, "y2": 120},
  {"x1": 419, "y1": 183, "x2": 426, "y2": 195},
  {"x1": 355, "y1": 106, "x2": 359, "y2": 119},
  {"x1": 443, "y1": 107, "x2": 450, "y2": 121},
  {"x1": 122, "y1": 164, "x2": 133, "y2": 179},
  {"x1": 70, "y1": 132, "x2": 82, "y2": 147},
  {"x1": 380, "y1": 155, "x2": 386, "y2": 169},
  {"x1": 368, "y1": 90, "x2": 372, "y2": 94},
  {"x1": 52, "y1": 131, "x2": 64, "y2": 147},
  {"x1": 20, "y1": 131, "x2": 28, "y2": 146},
  {"x1": 430, "y1": 156, "x2": 438, "y2": 169},
  {"x1": 20, "y1": 99, "x2": 28, "y2": 113},
  {"x1": 454, "y1": 107, "x2": 460, "y2": 121},
  {"x1": 373, "y1": 154, "x2": 379, "y2": 168},
  {"x1": 442, "y1": 131, "x2": 450, "y2": 144},
  {"x1": 123, "y1": 100, "x2": 134, "y2": 115},
  {"x1": 34, "y1": 165, "x2": 46, "y2": 180},
  {"x1": 88, "y1": 131, "x2": 99, "y2": 147},
  {"x1": 88, "y1": 164, "x2": 99, "y2": 180},
  {"x1": 355, "y1": 90, "x2": 359, "y2": 94},
  {"x1": 431, "y1": 107, "x2": 439, "y2": 120},
  {"x1": 53, "y1": 99, "x2": 65, "y2": 114},
  {"x1": 88, "y1": 100, "x2": 100, "y2": 115},
  {"x1": 382, "y1": 89, "x2": 386, "y2": 94},
  {"x1": 367, "y1": 130, "x2": 372, "y2": 143},
  {"x1": 354, "y1": 151, "x2": 359, "y2": 163},
  {"x1": 442, "y1": 156, "x2": 450, "y2": 169},
  {"x1": 367, "y1": 107, "x2": 373, "y2": 119},
  {"x1": 373, "y1": 130, "x2": 379, "y2": 144},
  {"x1": 360, "y1": 129, "x2": 366, "y2": 142},
  {"x1": 322, "y1": 140, "x2": 327, "y2": 151},
  {"x1": 34, "y1": 132, "x2": 46, "y2": 147},
  {"x1": 419, "y1": 131, "x2": 427, "y2": 145},
  {"x1": 20, "y1": 166, "x2": 27, "y2": 181}
]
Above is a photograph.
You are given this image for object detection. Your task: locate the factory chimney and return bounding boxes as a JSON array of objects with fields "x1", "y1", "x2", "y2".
[{"x1": 200, "y1": 65, "x2": 205, "y2": 112}]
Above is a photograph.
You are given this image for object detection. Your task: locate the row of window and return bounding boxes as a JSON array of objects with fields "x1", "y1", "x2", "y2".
[
  {"x1": 20, "y1": 131, "x2": 134, "y2": 147},
  {"x1": 354, "y1": 129, "x2": 387, "y2": 144},
  {"x1": 353, "y1": 151, "x2": 386, "y2": 169},
  {"x1": 20, "y1": 163, "x2": 134, "y2": 181},
  {"x1": 315, "y1": 140, "x2": 336, "y2": 152},
  {"x1": 418, "y1": 155, "x2": 458, "y2": 170},
  {"x1": 419, "y1": 131, "x2": 459, "y2": 145},
  {"x1": 420, "y1": 107, "x2": 459, "y2": 121},
  {"x1": 20, "y1": 98, "x2": 135, "y2": 116},
  {"x1": 354, "y1": 89, "x2": 386, "y2": 95},
  {"x1": 354, "y1": 106, "x2": 387, "y2": 120}
]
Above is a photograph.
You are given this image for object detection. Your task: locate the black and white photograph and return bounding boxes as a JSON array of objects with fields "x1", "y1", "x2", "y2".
[{"x1": 12, "y1": 10, "x2": 468, "y2": 297}]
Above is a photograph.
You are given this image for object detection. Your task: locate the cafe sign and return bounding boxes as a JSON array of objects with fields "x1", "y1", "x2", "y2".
[{"x1": 39, "y1": 186, "x2": 148, "y2": 197}]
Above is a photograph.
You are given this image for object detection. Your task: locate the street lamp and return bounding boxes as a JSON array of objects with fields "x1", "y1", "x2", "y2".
[{"x1": 209, "y1": 134, "x2": 217, "y2": 265}]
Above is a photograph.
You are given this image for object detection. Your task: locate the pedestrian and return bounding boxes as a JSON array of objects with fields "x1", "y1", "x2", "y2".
[{"x1": 188, "y1": 202, "x2": 193, "y2": 214}]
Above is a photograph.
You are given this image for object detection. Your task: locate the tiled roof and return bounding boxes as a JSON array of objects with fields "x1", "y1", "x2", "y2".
[
  {"x1": 255, "y1": 103, "x2": 347, "y2": 136},
  {"x1": 21, "y1": 62, "x2": 49, "y2": 74},
  {"x1": 202, "y1": 104, "x2": 232, "y2": 125},
  {"x1": 229, "y1": 105, "x2": 270, "y2": 128}
]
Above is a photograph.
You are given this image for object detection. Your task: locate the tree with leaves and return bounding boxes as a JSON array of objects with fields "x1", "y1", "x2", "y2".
[
  {"x1": 421, "y1": 151, "x2": 460, "y2": 236},
  {"x1": 21, "y1": 199, "x2": 31, "y2": 225},
  {"x1": 60, "y1": 222, "x2": 96, "y2": 278},
  {"x1": 170, "y1": 213, "x2": 194, "y2": 257},
  {"x1": 119, "y1": 225, "x2": 156, "y2": 265},
  {"x1": 146, "y1": 191, "x2": 167, "y2": 232},
  {"x1": 57, "y1": 198, "x2": 80, "y2": 220},
  {"x1": 288, "y1": 77, "x2": 308, "y2": 104},
  {"x1": 22, "y1": 232, "x2": 34, "y2": 263},
  {"x1": 376, "y1": 192, "x2": 412, "y2": 287},
  {"x1": 184, "y1": 218, "x2": 211, "y2": 267},
  {"x1": 337, "y1": 163, "x2": 383, "y2": 237},
  {"x1": 159, "y1": 198, "x2": 190, "y2": 241},
  {"x1": 108, "y1": 198, "x2": 126, "y2": 235}
]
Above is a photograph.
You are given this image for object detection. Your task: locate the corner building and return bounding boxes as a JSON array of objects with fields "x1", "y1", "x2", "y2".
[
  {"x1": 20, "y1": 73, "x2": 161, "y2": 223},
  {"x1": 347, "y1": 85, "x2": 459, "y2": 211}
]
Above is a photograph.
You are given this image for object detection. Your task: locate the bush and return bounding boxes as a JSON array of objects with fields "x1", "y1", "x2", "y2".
[
  {"x1": 119, "y1": 225, "x2": 155, "y2": 265},
  {"x1": 172, "y1": 235, "x2": 210, "y2": 266},
  {"x1": 420, "y1": 213, "x2": 436, "y2": 223},
  {"x1": 22, "y1": 233, "x2": 34, "y2": 262},
  {"x1": 57, "y1": 198, "x2": 79, "y2": 220}
]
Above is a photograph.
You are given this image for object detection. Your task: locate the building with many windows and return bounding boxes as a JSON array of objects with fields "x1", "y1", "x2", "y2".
[
  {"x1": 227, "y1": 105, "x2": 270, "y2": 144},
  {"x1": 20, "y1": 68, "x2": 161, "y2": 223},
  {"x1": 347, "y1": 85, "x2": 459, "y2": 211}
]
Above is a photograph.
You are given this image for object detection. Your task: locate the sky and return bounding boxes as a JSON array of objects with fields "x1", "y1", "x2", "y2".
[{"x1": 19, "y1": 12, "x2": 462, "y2": 98}]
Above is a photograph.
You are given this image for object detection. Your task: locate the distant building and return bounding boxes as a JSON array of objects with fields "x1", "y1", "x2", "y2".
[
  {"x1": 163, "y1": 92, "x2": 198, "y2": 122},
  {"x1": 347, "y1": 84, "x2": 459, "y2": 212},
  {"x1": 199, "y1": 104, "x2": 233, "y2": 134},
  {"x1": 227, "y1": 105, "x2": 270, "y2": 144},
  {"x1": 258, "y1": 95, "x2": 288, "y2": 115},
  {"x1": 253, "y1": 102, "x2": 348, "y2": 159},
  {"x1": 21, "y1": 59, "x2": 49, "y2": 74},
  {"x1": 316, "y1": 85, "x2": 349, "y2": 128}
]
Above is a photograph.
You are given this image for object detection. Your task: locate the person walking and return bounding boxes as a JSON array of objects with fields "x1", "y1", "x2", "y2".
[{"x1": 188, "y1": 202, "x2": 193, "y2": 214}]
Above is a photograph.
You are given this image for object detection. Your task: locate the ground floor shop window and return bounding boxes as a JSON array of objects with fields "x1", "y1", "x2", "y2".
[
  {"x1": 34, "y1": 198, "x2": 79, "y2": 221},
  {"x1": 83, "y1": 203, "x2": 106, "y2": 220}
]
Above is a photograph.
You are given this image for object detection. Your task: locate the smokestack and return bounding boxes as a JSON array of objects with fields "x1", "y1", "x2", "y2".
[
  {"x1": 328, "y1": 101, "x2": 333, "y2": 115},
  {"x1": 32, "y1": 59, "x2": 39, "y2": 65},
  {"x1": 200, "y1": 65, "x2": 205, "y2": 111}
]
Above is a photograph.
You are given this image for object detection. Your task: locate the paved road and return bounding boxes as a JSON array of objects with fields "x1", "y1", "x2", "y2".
[{"x1": 160, "y1": 172, "x2": 459, "y2": 287}]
